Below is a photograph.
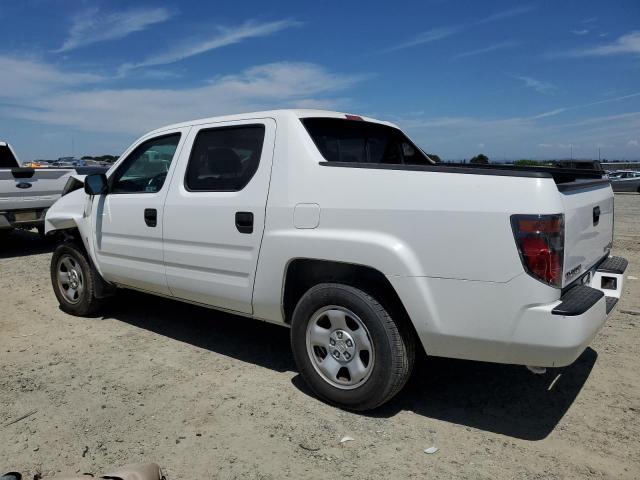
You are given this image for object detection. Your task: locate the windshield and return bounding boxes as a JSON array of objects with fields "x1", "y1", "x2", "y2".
[{"x1": 302, "y1": 118, "x2": 434, "y2": 166}]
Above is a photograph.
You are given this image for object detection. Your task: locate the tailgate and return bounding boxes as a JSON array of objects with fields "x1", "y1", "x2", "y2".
[
  {"x1": 560, "y1": 181, "x2": 614, "y2": 287},
  {"x1": 0, "y1": 168, "x2": 73, "y2": 211}
]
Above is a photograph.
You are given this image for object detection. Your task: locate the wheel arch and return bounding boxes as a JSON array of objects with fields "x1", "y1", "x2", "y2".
[{"x1": 281, "y1": 259, "x2": 419, "y2": 346}]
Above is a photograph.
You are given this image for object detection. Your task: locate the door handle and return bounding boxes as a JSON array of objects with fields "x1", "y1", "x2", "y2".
[
  {"x1": 144, "y1": 208, "x2": 157, "y2": 227},
  {"x1": 235, "y1": 211, "x2": 254, "y2": 234}
]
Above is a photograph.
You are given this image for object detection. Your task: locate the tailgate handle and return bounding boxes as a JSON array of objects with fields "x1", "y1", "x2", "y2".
[{"x1": 593, "y1": 206, "x2": 600, "y2": 226}]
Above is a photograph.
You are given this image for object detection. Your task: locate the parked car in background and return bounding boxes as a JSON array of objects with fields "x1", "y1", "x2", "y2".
[
  {"x1": 609, "y1": 170, "x2": 640, "y2": 193},
  {"x1": 1, "y1": 141, "x2": 108, "y2": 239},
  {"x1": 45, "y1": 110, "x2": 626, "y2": 410}
]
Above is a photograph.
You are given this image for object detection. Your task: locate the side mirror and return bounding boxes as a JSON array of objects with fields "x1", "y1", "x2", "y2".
[{"x1": 84, "y1": 173, "x2": 108, "y2": 195}]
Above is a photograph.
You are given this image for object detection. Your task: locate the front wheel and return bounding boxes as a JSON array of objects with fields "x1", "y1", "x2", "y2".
[
  {"x1": 50, "y1": 242, "x2": 105, "y2": 316},
  {"x1": 291, "y1": 283, "x2": 415, "y2": 411}
]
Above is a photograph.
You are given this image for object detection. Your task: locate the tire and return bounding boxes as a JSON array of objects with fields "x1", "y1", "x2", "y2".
[
  {"x1": 50, "y1": 242, "x2": 105, "y2": 316},
  {"x1": 291, "y1": 283, "x2": 415, "y2": 411}
]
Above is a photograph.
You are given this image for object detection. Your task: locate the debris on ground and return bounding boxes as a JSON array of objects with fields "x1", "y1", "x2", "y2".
[{"x1": 2, "y1": 410, "x2": 37, "y2": 428}]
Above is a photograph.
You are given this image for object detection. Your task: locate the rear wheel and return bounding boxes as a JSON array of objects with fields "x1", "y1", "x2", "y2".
[
  {"x1": 291, "y1": 283, "x2": 415, "y2": 411},
  {"x1": 50, "y1": 242, "x2": 105, "y2": 316}
]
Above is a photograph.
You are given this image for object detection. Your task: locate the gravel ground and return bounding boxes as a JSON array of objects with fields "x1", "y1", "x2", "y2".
[{"x1": 1, "y1": 194, "x2": 639, "y2": 479}]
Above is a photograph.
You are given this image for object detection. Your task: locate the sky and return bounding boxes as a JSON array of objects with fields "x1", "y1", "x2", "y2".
[{"x1": 0, "y1": 0, "x2": 639, "y2": 161}]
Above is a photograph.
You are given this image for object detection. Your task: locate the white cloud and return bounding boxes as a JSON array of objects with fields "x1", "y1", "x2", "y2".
[
  {"x1": 381, "y1": 5, "x2": 533, "y2": 54},
  {"x1": 514, "y1": 75, "x2": 556, "y2": 94},
  {"x1": 571, "y1": 29, "x2": 589, "y2": 35},
  {"x1": 121, "y1": 19, "x2": 301, "y2": 72},
  {"x1": 56, "y1": 7, "x2": 172, "y2": 52},
  {"x1": 628, "y1": 140, "x2": 639, "y2": 147},
  {"x1": 477, "y1": 5, "x2": 535, "y2": 24},
  {"x1": 554, "y1": 31, "x2": 640, "y2": 57},
  {"x1": 381, "y1": 26, "x2": 460, "y2": 53},
  {"x1": 0, "y1": 55, "x2": 102, "y2": 98},
  {"x1": 527, "y1": 94, "x2": 640, "y2": 121},
  {"x1": 389, "y1": 97, "x2": 640, "y2": 159},
  {"x1": 531, "y1": 108, "x2": 567, "y2": 119},
  {"x1": 453, "y1": 41, "x2": 518, "y2": 59},
  {"x1": 2, "y1": 62, "x2": 367, "y2": 134}
]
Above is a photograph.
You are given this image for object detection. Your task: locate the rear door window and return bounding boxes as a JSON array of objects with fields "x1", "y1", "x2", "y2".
[
  {"x1": 301, "y1": 118, "x2": 432, "y2": 166},
  {"x1": 185, "y1": 125, "x2": 265, "y2": 192}
]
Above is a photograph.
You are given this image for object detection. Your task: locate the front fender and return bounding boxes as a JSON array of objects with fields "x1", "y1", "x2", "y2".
[
  {"x1": 44, "y1": 188, "x2": 89, "y2": 234},
  {"x1": 44, "y1": 189, "x2": 103, "y2": 274}
]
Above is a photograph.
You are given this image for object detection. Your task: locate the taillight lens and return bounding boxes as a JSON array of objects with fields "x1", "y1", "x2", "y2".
[{"x1": 511, "y1": 214, "x2": 564, "y2": 288}]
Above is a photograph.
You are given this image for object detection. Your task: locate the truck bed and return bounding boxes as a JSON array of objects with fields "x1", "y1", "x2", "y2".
[{"x1": 320, "y1": 161, "x2": 608, "y2": 189}]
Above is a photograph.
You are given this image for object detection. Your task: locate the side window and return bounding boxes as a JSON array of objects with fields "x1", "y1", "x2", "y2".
[
  {"x1": 110, "y1": 134, "x2": 181, "y2": 194},
  {"x1": 185, "y1": 125, "x2": 265, "y2": 192}
]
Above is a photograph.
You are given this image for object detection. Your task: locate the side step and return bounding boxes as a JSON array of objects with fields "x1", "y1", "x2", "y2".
[
  {"x1": 597, "y1": 256, "x2": 628, "y2": 274},
  {"x1": 552, "y1": 285, "x2": 604, "y2": 316}
]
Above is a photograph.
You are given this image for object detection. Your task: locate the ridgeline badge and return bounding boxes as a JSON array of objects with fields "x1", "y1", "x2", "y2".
[{"x1": 565, "y1": 264, "x2": 582, "y2": 281}]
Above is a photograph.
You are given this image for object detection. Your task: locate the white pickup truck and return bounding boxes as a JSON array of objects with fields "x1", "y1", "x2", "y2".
[
  {"x1": 44, "y1": 110, "x2": 628, "y2": 410},
  {"x1": 0, "y1": 142, "x2": 102, "y2": 239}
]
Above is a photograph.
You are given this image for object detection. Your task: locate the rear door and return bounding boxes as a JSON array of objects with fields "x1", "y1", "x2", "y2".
[
  {"x1": 163, "y1": 118, "x2": 275, "y2": 314},
  {"x1": 93, "y1": 130, "x2": 188, "y2": 294}
]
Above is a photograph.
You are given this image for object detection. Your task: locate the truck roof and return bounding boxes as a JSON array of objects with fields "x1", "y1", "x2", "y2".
[{"x1": 147, "y1": 109, "x2": 398, "y2": 136}]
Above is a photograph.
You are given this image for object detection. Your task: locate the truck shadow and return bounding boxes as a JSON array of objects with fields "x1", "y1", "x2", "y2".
[
  {"x1": 104, "y1": 290, "x2": 295, "y2": 373},
  {"x1": 0, "y1": 229, "x2": 57, "y2": 259},
  {"x1": 109, "y1": 290, "x2": 596, "y2": 442},
  {"x1": 360, "y1": 348, "x2": 597, "y2": 441}
]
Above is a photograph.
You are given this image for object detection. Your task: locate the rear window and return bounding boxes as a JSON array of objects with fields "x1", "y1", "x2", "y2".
[
  {"x1": 0, "y1": 144, "x2": 19, "y2": 168},
  {"x1": 301, "y1": 118, "x2": 433, "y2": 166}
]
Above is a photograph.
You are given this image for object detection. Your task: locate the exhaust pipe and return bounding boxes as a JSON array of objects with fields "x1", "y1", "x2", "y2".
[{"x1": 526, "y1": 365, "x2": 546, "y2": 374}]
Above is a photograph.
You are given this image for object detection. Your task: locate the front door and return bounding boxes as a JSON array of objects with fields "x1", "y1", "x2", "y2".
[
  {"x1": 163, "y1": 118, "x2": 276, "y2": 314},
  {"x1": 93, "y1": 130, "x2": 188, "y2": 294}
]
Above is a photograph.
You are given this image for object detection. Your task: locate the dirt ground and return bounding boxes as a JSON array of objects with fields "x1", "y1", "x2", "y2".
[{"x1": 1, "y1": 194, "x2": 639, "y2": 479}]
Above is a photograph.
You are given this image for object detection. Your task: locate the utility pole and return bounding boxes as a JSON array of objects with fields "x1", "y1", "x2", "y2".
[
  {"x1": 598, "y1": 147, "x2": 601, "y2": 162},
  {"x1": 570, "y1": 144, "x2": 573, "y2": 160}
]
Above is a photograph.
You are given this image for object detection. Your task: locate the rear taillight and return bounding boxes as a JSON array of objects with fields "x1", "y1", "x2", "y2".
[{"x1": 511, "y1": 214, "x2": 564, "y2": 288}]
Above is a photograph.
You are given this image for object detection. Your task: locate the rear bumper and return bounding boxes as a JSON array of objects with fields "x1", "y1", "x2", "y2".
[
  {"x1": 515, "y1": 255, "x2": 627, "y2": 367},
  {"x1": 391, "y1": 256, "x2": 628, "y2": 368},
  {"x1": 0, "y1": 208, "x2": 48, "y2": 230}
]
